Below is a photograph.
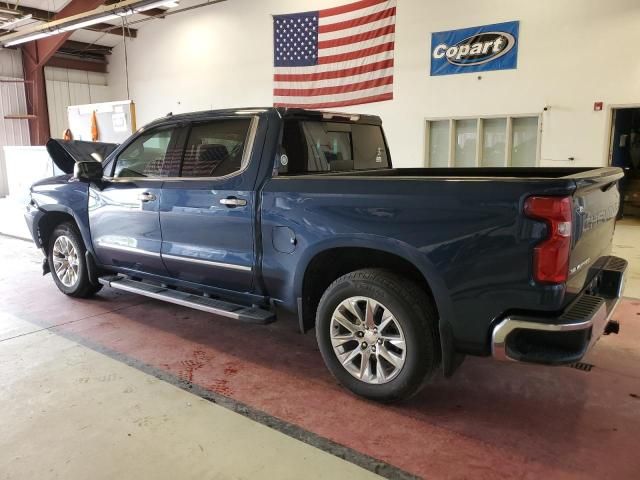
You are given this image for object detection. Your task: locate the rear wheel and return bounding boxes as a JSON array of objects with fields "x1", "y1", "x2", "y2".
[
  {"x1": 315, "y1": 269, "x2": 439, "y2": 402},
  {"x1": 48, "y1": 222, "x2": 102, "y2": 298}
]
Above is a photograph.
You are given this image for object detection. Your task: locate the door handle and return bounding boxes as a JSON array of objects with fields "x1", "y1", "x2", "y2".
[
  {"x1": 138, "y1": 192, "x2": 156, "y2": 202},
  {"x1": 220, "y1": 196, "x2": 247, "y2": 207}
]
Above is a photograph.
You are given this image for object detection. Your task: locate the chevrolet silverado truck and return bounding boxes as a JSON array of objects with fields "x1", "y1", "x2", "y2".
[{"x1": 25, "y1": 107, "x2": 627, "y2": 402}]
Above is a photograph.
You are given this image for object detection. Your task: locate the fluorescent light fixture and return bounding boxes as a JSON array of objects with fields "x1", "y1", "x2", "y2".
[
  {"x1": 58, "y1": 14, "x2": 124, "y2": 32},
  {"x1": 5, "y1": 31, "x2": 53, "y2": 47},
  {"x1": 0, "y1": 0, "x2": 179, "y2": 47},
  {"x1": 136, "y1": 0, "x2": 179, "y2": 11},
  {"x1": 0, "y1": 14, "x2": 33, "y2": 30}
]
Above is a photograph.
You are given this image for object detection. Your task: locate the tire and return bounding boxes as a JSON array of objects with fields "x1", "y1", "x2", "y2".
[
  {"x1": 315, "y1": 268, "x2": 439, "y2": 403},
  {"x1": 48, "y1": 222, "x2": 102, "y2": 298}
]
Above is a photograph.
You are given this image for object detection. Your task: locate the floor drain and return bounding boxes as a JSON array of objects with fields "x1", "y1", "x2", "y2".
[{"x1": 569, "y1": 362, "x2": 594, "y2": 372}]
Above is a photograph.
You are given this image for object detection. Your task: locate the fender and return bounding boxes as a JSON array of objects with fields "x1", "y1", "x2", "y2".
[
  {"x1": 291, "y1": 234, "x2": 462, "y2": 374},
  {"x1": 31, "y1": 180, "x2": 94, "y2": 256},
  {"x1": 294, "y1": 235, "x2": 454, "y2": 325}
]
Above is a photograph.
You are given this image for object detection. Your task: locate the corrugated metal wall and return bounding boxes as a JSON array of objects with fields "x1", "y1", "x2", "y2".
[
  {"x1": 0, "y1": 49, "x2": 31, "y2": 197},
  {"x1": 45, "y1": 67, "x2": 110, "y2": 138},
  {"x1": 0, "y1": 49, "x2": 24, "y2": 79}
]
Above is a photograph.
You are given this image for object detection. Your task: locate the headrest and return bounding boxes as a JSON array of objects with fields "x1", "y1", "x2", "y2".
[{"x1": 197, "y1": 143, "x2": 228, "y2": 163}]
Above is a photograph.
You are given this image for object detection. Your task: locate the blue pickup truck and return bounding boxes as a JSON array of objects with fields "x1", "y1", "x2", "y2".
[{"x1": 26, "y1": 107, "x2": 627, "y2": 401}]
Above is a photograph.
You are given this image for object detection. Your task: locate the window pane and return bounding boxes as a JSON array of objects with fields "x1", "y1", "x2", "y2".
[
  {"x1": 351, "y1": 124, "x2": 389, "y2": 169},
  {"x1": 114, "y1": 128, "x2": 175, "y2": 178},
  {"x1": 481, "y1": 118, "x2": 507, "y2": 167},
  {"x1": 281, "y1": 120, "x2": 389, "y2": 174},
  {"x1": 428, "y1": 120, "x2": 449, "y2": 167},
  {"x1": 511, "y1": 117, "x2": 538, "y2": 167},
  {"x1": 181, "y1": 119, "x2": 251, "y2": 178},
  {"x1": 454, "y1": 119, "x2": 477, "y2": 167}
]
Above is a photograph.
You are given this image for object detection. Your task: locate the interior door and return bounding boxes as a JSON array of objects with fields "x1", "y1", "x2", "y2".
[
  {"x1": 159, "y1": 117, "x2": 258, "y2": 293},
  {"x1": 89, "y1": 125, "x2": 181, "y2": 276}
]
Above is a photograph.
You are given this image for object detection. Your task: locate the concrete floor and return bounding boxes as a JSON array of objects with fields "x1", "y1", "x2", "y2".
[
  {"x1": 0, "y1": 219, "x2": 639, "y2": 479},
  {"x1": 0, "y1": 313, "x2": 377, "y2": 480},
  {"x1": 613, "y1": 218, "x2": 640, "y2": 298}
]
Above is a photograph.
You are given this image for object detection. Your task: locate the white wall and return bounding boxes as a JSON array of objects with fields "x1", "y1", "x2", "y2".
[
  {"x1": 0, "y1": 48, "x2": 30, "y2": 197},
  {"x1": 107, "y1": 0, "x2": 640, "y2": 167},
  {"x1": 45, "y1": 67, "x2": 110, "y2": 138}
]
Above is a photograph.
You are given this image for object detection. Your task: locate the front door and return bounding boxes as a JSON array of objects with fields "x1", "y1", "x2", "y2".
[
  {"x1": 89, "y1": 125, "x2": 182, "y2": 276},
  {"x1": 159, "y1": 117, "x2": 258, "y2": 293}
]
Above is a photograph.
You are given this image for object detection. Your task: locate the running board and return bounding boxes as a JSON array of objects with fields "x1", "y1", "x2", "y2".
[{"x1": 98, "y1": 275, "x2": 275, "y2": 324}]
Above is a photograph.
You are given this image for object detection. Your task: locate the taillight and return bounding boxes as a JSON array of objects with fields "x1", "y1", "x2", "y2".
[{"x1": 524, "y1": 196, "x2": 572, "y2": 284}]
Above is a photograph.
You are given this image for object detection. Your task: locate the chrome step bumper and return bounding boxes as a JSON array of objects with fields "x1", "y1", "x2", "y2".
[
  {"x1": 492, "y1": 256, "x2": 627, "y2": 364},
  {"x1": 98, "y1": 275, "x2": 275, "y2": 324}
]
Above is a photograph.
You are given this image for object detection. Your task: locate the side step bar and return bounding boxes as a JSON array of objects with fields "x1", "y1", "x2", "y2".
[{"x1": 98, "y1": 275, "x2": 275, "y2": 325}]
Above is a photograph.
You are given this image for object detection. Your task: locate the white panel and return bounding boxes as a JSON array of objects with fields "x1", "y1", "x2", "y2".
[
  {"x1": 67, "y1": 100, "x2": 135, "y2": 143},
  {"x1": 454, "y1": 119, "x2": 477, "y2": 168},
  {"x1": 427, "y1": 121, "x2": 449, "y2": 168},
  {"x1": 54, "y1": 80, "x2": 67, "y2": 136},
  {"x1": 0, "y1": 78, "x2": 30, "y2": 197},
  {"x1": 90, "y1": 85, "x2": 111, "y2": 103},
  {"x1": 511, "y1": 117, "x2": 539, "y2": 167},
  {"x1": 481, "y1": 118, "x2": 507, "y2": 167}
]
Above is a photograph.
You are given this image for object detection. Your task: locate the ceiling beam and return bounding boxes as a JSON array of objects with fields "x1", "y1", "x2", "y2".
[
  {"x1": 88, "y1": 22, "x2": 138, "y2": 38},
  {"x1": 34, "y1": 0, "x2": 108, "y2": 67},
  {"x1": 137, "y1": 7, "x2": 167, "y2": 16},
  {"x1": 46, "y1": 54, "x2": 107, "y2": 74},
  {"x1": 60, "y1": 40, "x2": 113, "y2": 56},
  {"x1": 0, "y1": 3, "x2": 138, "y2": 38},
  {"x1": 22, "y1": 0, "x2": 108, "y2": 145}
]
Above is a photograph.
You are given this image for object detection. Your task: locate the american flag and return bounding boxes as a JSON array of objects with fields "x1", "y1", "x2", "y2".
[{"x1": 273, "y1": 0, "x2": 396, "y2": 109}]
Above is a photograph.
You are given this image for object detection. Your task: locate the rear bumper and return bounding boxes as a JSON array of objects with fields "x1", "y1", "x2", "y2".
[{"x1": 492, "y1": 256, "x2": 627, "y2": 364}]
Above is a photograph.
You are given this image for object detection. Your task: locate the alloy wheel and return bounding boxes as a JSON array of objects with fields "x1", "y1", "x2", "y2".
[
  {"x1": 52, "y1": 235, "x2": 80, "y2": 287},
  {"x1": 330, "y1": 296, "x2": 407, "y2": 384}
]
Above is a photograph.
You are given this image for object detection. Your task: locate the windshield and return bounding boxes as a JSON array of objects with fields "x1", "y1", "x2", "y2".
[{"x1": 281, "y1": 120, "x2": 390, "y2": 174}]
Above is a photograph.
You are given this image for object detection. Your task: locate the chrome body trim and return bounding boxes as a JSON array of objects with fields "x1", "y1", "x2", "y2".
[
  {"x1": 161, "y1": 253, "x2": 252, "y2": 272},
  {"x1": 96, "y1": 242, "x2": 161, "y2": 257},
  {"x1": 492, "y1": 310, "x2": 601, "y2": 362},
  {"x1": 219, "y1": 197, "x2": 247, "y2": 207},
  {"x1": 492, "y1": 256, "x2": 627, "y2": 363},
  {"x1": 492, "y1": 290, "x2": 623, "y2": 362},
  {"x1": 138, "y1": 191, "x2": 156, "y2": 202}
]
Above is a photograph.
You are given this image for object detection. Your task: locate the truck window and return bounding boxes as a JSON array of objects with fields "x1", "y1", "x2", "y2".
[
  {"x1": 113, "y1": 128, "x2": 179, "y2": 178},
  {"x1": 281, "y1": 120, "x2": 389, "y2": 174},
  {"x1": 181, "y1": 119, "x2": 252, "y2": 178}
]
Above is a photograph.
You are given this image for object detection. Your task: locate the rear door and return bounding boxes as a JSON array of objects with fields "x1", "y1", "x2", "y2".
[
  {"x1": 89, "y1": 125, "x2": 182, "y2": 276},
  {"x1": 159, "y1": 116, "x2": 259, "y2": 293}
]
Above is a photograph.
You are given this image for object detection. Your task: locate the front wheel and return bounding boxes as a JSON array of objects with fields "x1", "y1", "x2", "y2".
[
  {"x1": 48, "y1": 222, "x2": 102, "y2": 298},
  {"x1": 315, "y1": 269, "x2": 439, "y2": 402}
]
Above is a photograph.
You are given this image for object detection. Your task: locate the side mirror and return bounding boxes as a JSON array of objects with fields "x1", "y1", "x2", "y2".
[{"x1": 74, "y1": 161, "x2": 103, "y2": 182}]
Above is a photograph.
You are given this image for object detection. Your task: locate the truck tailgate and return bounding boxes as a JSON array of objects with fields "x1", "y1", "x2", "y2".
[{"x1": 567, "y1": 168, "x2": 624, "y2": 294}]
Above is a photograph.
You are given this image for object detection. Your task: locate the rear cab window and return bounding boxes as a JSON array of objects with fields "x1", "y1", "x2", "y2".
[{"x1": 280, "y1": 119, "x2": 390, "y2": 174}]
